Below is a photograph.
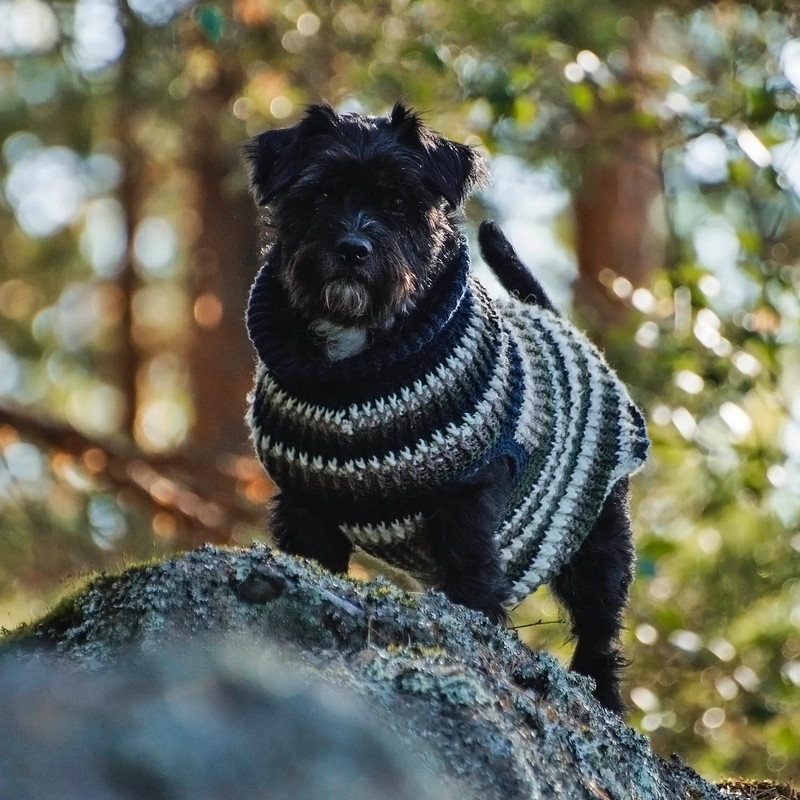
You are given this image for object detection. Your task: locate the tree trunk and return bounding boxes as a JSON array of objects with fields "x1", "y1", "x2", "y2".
[
  {"x1": 184, "y1": 59, "x2": 258, "y2": 458},
  {"x1": 115, "y1": 10, "x2": 147, "y2": 439},
  {"x1": 572, "y1": 132, "x2": 662, "y2": 325},
  {"x1": 571, "y1": 23, "x2": 664, "y2": 328}
]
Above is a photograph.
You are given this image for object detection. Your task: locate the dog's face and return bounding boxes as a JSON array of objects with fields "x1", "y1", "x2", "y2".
[{"x1": 244, "y1": 103, "x2": 486, "y2": 329}]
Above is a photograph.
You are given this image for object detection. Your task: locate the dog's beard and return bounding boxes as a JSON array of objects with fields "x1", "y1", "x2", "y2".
[{"x1": 322, "y1": 279, "x2": 370, "y2": 318}]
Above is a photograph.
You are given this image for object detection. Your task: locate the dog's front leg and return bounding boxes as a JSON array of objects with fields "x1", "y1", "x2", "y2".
[
  {"x1": 269, "y1": 492, "x2": 354, "y2": 573},
  {"x1": 426, "y1": 458, "x2": 513, "y2": 624}
]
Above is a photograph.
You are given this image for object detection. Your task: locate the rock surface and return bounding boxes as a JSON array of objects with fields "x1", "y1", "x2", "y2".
[
  {"x1": 0, "y1": 643, "x2": 453, "y2": 800},
  {"x1": 0, "y1": 544, "x2": 758, "y2": 800}
]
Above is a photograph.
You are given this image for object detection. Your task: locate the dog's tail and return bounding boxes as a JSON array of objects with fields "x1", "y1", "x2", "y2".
[{"x1": 478, "y1": 220, "x2": 557, "y2": 313}]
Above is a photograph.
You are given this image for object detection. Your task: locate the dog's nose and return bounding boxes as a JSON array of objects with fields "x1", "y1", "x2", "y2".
[{"x1": 335, "y1": 235, "x2": 372, "y2": 263}]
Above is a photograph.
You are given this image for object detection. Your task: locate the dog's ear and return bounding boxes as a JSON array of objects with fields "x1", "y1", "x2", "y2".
[
  {"x1": 422, "y1": 137, "x2": 488, "y2": 208},
  {"x1": 390, "y1": 102, "x2": 425, "y2": 144},
  {"x1": 243, "y1": 127, "x2": 303, "y2": 206},
  {"x1": 390, "y1": 102, "x2": 488, "y2": 208},
  {"x1": 244, "y1": 103, "x2": 339, "y2": 205},
  {"x1": 300, "y1": 102, "x2": 339, "y2": 138}
]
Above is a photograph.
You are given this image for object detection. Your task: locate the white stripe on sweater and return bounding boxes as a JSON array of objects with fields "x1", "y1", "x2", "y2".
[
  {"x1": 509, "y1": 339, "x2": 607, "y2": 600},
  {"x1": 339, "y1": 513, "x2": 425, "y2": 546},
  {"x1": 503, "y1": 316, "x2": 549, "y2": 449},
  {"x1": 496, "y1": 315, "x2": 570, "y2": 553}
]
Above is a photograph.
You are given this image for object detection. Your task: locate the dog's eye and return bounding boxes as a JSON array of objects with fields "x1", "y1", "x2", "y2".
[{"x1": 388, "y1": 196, "x2": 405, "y2": 211}]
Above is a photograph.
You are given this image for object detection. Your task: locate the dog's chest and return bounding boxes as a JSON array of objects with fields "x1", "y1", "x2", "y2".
[{"x1": 309, "y1": 320, "x2": 369, "y2": 361}]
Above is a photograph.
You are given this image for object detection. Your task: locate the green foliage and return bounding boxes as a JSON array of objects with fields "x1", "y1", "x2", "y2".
[{"x1": 1, "y1": 0, "x2": 799, "y2": 785}]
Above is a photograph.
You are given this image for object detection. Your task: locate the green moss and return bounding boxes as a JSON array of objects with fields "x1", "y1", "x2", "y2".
[
  {"x1": 362, "y1": 580, "x2": 419, "y2": 608},
  {"x1": 1, "y1": 573, "x2": 100, "y2": 646},
  {"x1": 395, "y1": 592, "x2": 420, "y2": 608},
  {"x1": 0, "y1": 556, "x2": 167, "y2": 647},
  {"x1": 386, "y1": 644, "x2": 447, "y2": 660}
]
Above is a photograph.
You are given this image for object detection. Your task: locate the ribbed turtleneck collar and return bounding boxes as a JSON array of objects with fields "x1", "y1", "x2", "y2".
[{"x1": 246, "y1": 236, "x2": 472, "y2": 402}]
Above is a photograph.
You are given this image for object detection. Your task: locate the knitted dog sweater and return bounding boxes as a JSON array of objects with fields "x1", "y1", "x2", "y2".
[{"x1": 246, "y1": 237, "x2": 649, "y2": 604}]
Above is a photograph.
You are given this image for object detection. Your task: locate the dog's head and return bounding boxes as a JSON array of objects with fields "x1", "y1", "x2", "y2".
[{"x1": 244, "y1": 103, "x2": 487, "y2": 329}]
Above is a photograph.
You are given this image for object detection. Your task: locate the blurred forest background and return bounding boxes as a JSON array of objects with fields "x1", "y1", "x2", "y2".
[{"x1": 1, "y1": 0, "x2": 799, "y2": 784}]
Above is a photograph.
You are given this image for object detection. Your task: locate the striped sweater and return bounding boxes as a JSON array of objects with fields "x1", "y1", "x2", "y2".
[{"x1": 246, "y1": 237, "x2": 649, "y2": 604}]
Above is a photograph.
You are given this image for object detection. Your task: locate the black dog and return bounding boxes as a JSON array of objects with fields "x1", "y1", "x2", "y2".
[{"x1": 243, "y1": 103, "x2": 649, "y2": 713}]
